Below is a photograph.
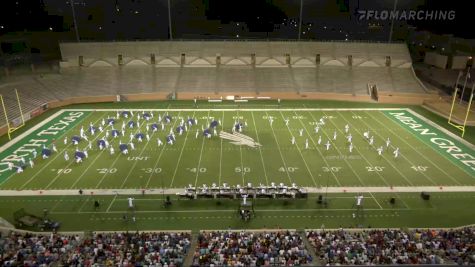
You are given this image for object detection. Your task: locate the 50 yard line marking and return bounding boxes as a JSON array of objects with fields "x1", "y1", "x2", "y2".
[{"x1": 250, "y1": 111, "x2": 269, "y2": 186}]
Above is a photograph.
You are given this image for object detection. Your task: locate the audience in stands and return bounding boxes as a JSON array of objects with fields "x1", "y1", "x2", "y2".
[
  {"x1": 307, "y1": 228, "x2": 475, "y2": 265},
  {"x1": 0, "y1": 231, "x2": 191, "y2": 266},
  {"x1": 1, "y1": 228, "x2": 474, "y2": 266},
  {"x1": 192, "y1": 231, "x2": 312, "y2": 266}
]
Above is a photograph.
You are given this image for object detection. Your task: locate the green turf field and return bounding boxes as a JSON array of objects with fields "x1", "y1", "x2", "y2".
[
  {"x1": 0, "y1": 107, "x2": 474, "y2": 190},
  {"x1": 0, "y1": 192, "x2": 474, "y2": 231},
  {"x1": 0, "y1": 101, "x2": 474, "y2": 231}
]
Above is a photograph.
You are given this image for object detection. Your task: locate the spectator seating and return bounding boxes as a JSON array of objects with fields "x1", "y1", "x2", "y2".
[
  {"x1": 192, "y1": 230, "x2": 312, "y2": 266},
  {"x1": 0, "y1": 231, "x2": 191, "y2": 266},
  {"x1": 306, "y1": 228, "x2": 475, "y2": 265}
]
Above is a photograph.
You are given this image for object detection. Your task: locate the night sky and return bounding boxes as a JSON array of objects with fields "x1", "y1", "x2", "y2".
[{"x1": 0, "y1": 0, "x2": 472, "y2": 41}]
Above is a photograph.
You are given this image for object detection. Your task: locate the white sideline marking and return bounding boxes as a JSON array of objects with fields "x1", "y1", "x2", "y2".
[
  {"x1": 407, "y1": 109, "x2": 475, "y2": 150},
  {"x1": 61, "y1": 108, "x2": 408, "y2": 112},
  {"x1": 0, "y1": 110, "x2": 64, "y2": 153},
  {"x1": 1, "y1": 186, "x2": 475, "y2": 196},
  {"x1": 51, "y1": 207, "x2": 410, "y2": 215},
  {"x1": 366, "y1": 111, "x2": 464, "y2": 184}
]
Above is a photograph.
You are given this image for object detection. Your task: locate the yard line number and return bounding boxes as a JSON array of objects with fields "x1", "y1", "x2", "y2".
[
  {"x1": 235, "y1": 167, "x2": 251, "y2": 173},
  {"x1": 366, "y1": 166, "x2": 385, "y2": 172},
  {"x1": 97, "y1": 168, "x2": 117, "y2": 174},
  {"x1": 53, "y1": 168, "x2": 72, "y2": 174},
  {"x1": 142, "y1": 168, "x2": 162, "y2": 174},
  {"x1": 187, "y1": 167, "x2": 207, "y2": 173},
  {"x1": 322, "y1": 166, "x2": 341, "y2": 172},
  {"x1": 411, "y1": 166, "x2": 428, "y2": 172},
  {"x1": 279, "y1": 166, "x2": 299, "y2": 172}
]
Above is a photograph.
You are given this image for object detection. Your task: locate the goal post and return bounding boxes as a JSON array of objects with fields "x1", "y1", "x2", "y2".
[
  {"x1": 0, "y1": 89, "x2": 26, "y2": 140},
  {"x1": 448, "y1": 84, "x2": 475, "y2": 138}
]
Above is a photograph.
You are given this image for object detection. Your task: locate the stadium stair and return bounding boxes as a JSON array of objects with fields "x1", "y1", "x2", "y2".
[
  {"x1": 299, "y1": 230, "x2": 320, "y2": 265},
  {"x1": 183, "y1": 231, "x2": 199, "y2": 266}
]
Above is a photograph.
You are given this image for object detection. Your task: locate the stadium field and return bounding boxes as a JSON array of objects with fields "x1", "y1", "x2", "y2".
[
  {"x1": 0, "y1": 106, "x2": 474, "y2": 191},
  {"x1": 0, "y1": 192, "x2": 474, "y2": 231}
]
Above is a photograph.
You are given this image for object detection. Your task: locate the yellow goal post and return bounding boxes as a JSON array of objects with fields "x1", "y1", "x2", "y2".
[{"x1": 0, "y1": 89, "x2": 26, "y2": 140}]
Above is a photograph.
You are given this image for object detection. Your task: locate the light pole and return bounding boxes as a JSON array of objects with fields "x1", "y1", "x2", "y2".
[
  {"x1": 388, "y1": 0, "x2": 398, "y2": 43},
  {"x1": 298, "y1": 0, "x2": 303, "y2": 40},
  {"x1": 69, "y1": 0, "x2": 80, "y2": 42},
  {"x1": 167, "y1": 0, "x2": 173, "y2": 40}
]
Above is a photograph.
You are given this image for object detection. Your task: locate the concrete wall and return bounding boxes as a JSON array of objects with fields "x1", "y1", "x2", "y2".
[
  {"x1": 452, "y1": 56, "x2": 470, "y2": 70},
  {"x1": 424, "y1": 52, "x2": 448, "y2": 69},
  {"x1": 60, "y1": 41, "x2": 412, "y2": 69}
]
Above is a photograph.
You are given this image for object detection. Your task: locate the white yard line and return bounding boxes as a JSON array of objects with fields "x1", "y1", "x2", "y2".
[
  {"x1": 95, "y1": 114, "x2": 152, "y2": 189},
  {"x1": 237, "y1": 110, "x2": 245, "y2": 185},
  {"x1": 45, "y1": 113, "x2": 112, "y2": 190},
  {"x1": 69, "y1": 117, "x2": 117, "y2": 189},
  {"x1": 306, "y1": 110, "x2": 363, "y2": 186},
  {"x1": 367, "y1": 111, "x2": 464, "y2": 185},
  {"x1": 337, "y1": 111, "x2": 416, "y2": 186},
  {"x1": 278, "y1": 111, "x2": 318, "y2": 187},
  {"x1": 119, "y1": 128, "x2": 159, "y2": 189},
  {"x1": 368, "y1": 191, "x2": 384, "y2": 210},
  {"x1": 311, "y1": 109, "x2": 385, "y2": 208},
  {"x1": 17, "y1": 112, "x2": 98, "y2": 189},
  {"x1": 350, "y1": 110, "x2": 437, "y2": 186},
  {"x1": 250, "y1": 111, "x2": 269, "y2": 186},
  {"x1": 302, "y1": 106, "x2": 396, "y2": 188},
  {"x1": 169, "y1": 111, "x2": 194, "y2": 187},
  {"x1": 77, "y1": 196, "x2": 91, "y2": 212},
  {"x1": 193, "y1": 111, "x2": 211, "y2": 188},
  {"x1": 218, "y1": 110, "x2": 225, "y2": 185},
  {"x1": 265, "y1": 111, "x2": 293, "y2": 184},
  {"x1": 145, "y1": 113, "x2": 182, "y2": 188},
  {"x1": 105, "y1": 194, "x2": 118, "y2": 212}
]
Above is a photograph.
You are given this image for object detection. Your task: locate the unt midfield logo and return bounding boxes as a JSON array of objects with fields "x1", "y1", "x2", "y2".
[
  {"x1": 357, "y1": 10, "x2": 455, "y2": 21},
  {"x1": 219, "y1": 131, "x2": 262, "y2": 148}
]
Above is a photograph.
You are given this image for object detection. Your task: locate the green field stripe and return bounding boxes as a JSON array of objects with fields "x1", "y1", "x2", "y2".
[
  {"x1": 368, "y1": 111, "x2": 465, "y2": 186},
  {"x1": 0, "y1": 111, "x2": 91, "y2": 186},
  {"x1": 382, "y1": 110, "x2": 475, "y2": 178}
]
